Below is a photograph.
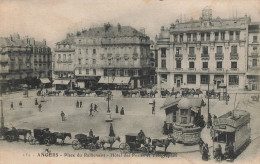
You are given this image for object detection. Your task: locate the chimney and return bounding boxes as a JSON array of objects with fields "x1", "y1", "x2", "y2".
[
  {"x1": 42, "y1": 39, "x2": 46, "y2": 45},
  {"x1": 161, "y1": 26, "x2": 165, "y2": 31}
]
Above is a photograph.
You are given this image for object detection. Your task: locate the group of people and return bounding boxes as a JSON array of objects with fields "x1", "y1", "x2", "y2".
[
  {"x1": 76, "y1": 100, "x2": 83, "y2": 108},
  {"x1": 89, "y1": 103, "x2": 98, "y2": 117},
  {"x1": 115, "y1": 105, "x2": 124, "y2": 115},
  {"x1": 162, "y1": 121, "x2": 173, "y2": 135},
  {"x1": 198, "y1": 138, "x2": 209, "y2": 161},
  {"x1": 9, "y1": 101, "x2": 23, "y2": 110},
  {"x1": 35, "y1": 98, "x2": 43, "y2": 112}
]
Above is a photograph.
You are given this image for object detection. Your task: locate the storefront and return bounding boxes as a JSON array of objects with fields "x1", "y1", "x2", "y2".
[{"x1": 53, "y1": 79, "x2": 70, "y2": 90}]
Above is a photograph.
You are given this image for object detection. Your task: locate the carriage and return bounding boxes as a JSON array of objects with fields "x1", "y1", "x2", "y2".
[
  {"x1": 28, "y1": 128, "x2": 57, "y2": 146},
  {"x1": 95, "y1": 90, "x2": 106, "y2": 97},
  {"x1": 139, "y1": 89, "x2": 148, "y2": 98},
  {"x1": 72, "y1": 134, "x2": 100, "y2": 151},
  {"x1": 1, "y1": 127, "x2": 19, "y2": 142},
  {"x1": 64, "y1": 89, "x2": 77, "y2": 96},
  {"x1": 161, "y1": 90, "x2": 170, "y2": 98},
  {"x1": 119, "y1": 133, "x2": 152, "y2": 154},
  {"x1": 205, "y1": 90, "x2": 220, "y2": 99},
  {"x1": 122, "y1": 90, "x2": 130, "y2": 97}
]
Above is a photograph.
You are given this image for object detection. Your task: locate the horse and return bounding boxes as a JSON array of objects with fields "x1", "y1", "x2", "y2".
[
  {"x1": 17, "y1": 129, "x2": 31, "y2": 143},
  {"x1": 99, "y1": 136, "x2": 121, "y2": 150},
  {"x1": 152, "y1": 137, "x2": 176, "y2": 153},
  {"x1": 170, "y1": 91, "x2": 180, "y2": 97},
  {"x1": 53, "y1": 132, "x2": 71, "y2": 145},
  {"x1": 130, "y1": 90, "x2": 139, "y2": 97},
  {"x1": 149, "y1": 89, "x2": 158, "y2": 98},
  {"x1": 193, "y1": 89, "x2": 203, "y2": 97}
]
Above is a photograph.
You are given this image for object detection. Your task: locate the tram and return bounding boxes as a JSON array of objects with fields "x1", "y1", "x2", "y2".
[{"x1": 212, "y1": 110, "x2": 251, "y2": 159}]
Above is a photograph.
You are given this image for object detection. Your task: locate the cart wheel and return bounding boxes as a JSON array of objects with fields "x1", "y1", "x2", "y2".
[
  {"x1": 28, "y1": 136, "x2": 35, "y2": 145},
  {"x1": 5, "y1": 135, "x2": 12, "y2": 142},
  {"x1": 140, "y1": 147, "x2": 149, "y2": 155},
  {"x1": 89, "y1": 143, "x2": 97, "y2": 151},
  {"x1": 44, "y1": 139, "x2": 50, "y2": 146},
  {"x1": 72, "y1": 140, "x2": 81, "y2": 150},
  {"x1": 119, "y1": 143, "x2": 130, "y2": 153}
]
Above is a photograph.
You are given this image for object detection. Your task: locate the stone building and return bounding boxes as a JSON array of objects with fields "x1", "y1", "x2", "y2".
[
  {"x1": 246, "y1": 23, "x2": 260, "y2": 90},
  {"x1": 54, "y1": 24, "x2": 151, "y2": 89},
  {"x1": 156, "y1": 7, "x2": 251, "y2": 91},
  {"x1": 0, "y1": 34, "x2": 52, "y2": 92}
]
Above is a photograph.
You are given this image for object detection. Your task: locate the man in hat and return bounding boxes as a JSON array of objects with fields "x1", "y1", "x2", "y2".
[
  {"x1": 89, "y1": 129, "x2": 94, "y2": 137},
  {"x1": 10, "y1": 102, "x2": 14, "y2": 110},
  {"x1": 137, "y1": 130, "x2": 146, "y2": 145},
  {"x1": 94, "y1": 104, "x2": 98, "y2": 112},
  {"x1": 120, "y1": 107, "x2": 124, "y2": 115},
  {"x1": 76, "y1": 100, "x2": 79, "y2": 108},
  {"x1": 115, "y1": 105, "x2": 119, "y2": 113},
  {"x1": 89, "y1": 104, "x2": 94, "y2": 117},
  {"x1": 19, "y1": 101, "x2": 22, "y2": 108},
  {"x1": 109, "y1": 123, "x2": 115, "y2": 137}
]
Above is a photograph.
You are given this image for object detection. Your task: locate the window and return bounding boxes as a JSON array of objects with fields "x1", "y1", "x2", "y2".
[
  {"x1": 78, "y1": 59, "x2": 81, "y2": 64},
  {"x1": 215, "y1": 32, "x2": 219, "y2": 41},
  {"x1": 193, "y1": 33, "x2": 197, "y2": 41},
  {"x1": 161, "y1": 48, "x2": 166, "y2": 57},
  {"x1": 86, "y1": 49, "x2": 88, "y2": 54},
  {"x1": 108, "y1": 59, "x2": 112, "y2": 66},
  {"x1": 217, "y1": 46, "x2": 223, "y2": 54},
  {"x1": 229, "y1": 75, "x2": 239, "y2": 85},
  {"x1": 176, "y1": 60, "x2": 181, "y2": 68},
  {"x1": 206, "y1": 32, "x2": 210, "y2": 41},
  {"x1": 79, "y1": 68, "x2": 82, "y2": 74},
  {"x1": 187, "y1": 33, "x2": 191, "y2": 41},
  {"x1": 116, "y1": 69, "x2": 120, "y2": 76},
  {"x1": 133, "y1": 70, "x2": 138, "y2": 76},
  {"x1": 217, "y1": 61, "x2": 222, "y2": 68},
  {"x1": 176, "y1": 47, "x2": 181, "y2": 54},
  {"x1": 63, "y1": 54, "x2": 66, "y2": 61},
  {"x1": 78, "y1": 49, "x2": 81, "y2": 54},
  {"x1": 181, "y1": 117, "x2": 188, "y2": 124},
  {"x1": 231, "y1": 46, "x2": 237, "y2": 54},
  {"x1": 86, "y1": 69, "x2": 89, "y2": 75},
  {"x1": 180, "y1": 109, "x2": 188, "y2": 115},
  {"x1": 58, "y1": 54, "x2": 61, "y2": 60},
  {"x1": 231, "y1": 62, "x2": 237, "y2": 68},
  {"x1": 203, "y1": 46, "x2": 208, "y2": 54},
  {"x1": 189, "y1": 62, "x2": 194, "y2": 68},
  {"x1": 253, "y1": 59, "x2": 257, "y2": 67},
  {"x1": 201, "y1": 33, "x2": 205, "y2": 41},
  {"x1": 203, "y1": 62, "x2": 208, "y2": 68},
  {"x1": 189, "y1": 47, "x2": 195, "y2": 55},
  {"x1": 253, "y1": 36, "x2": 258, "y2": 43},
  {"x1": 174, "y1": 35, "x2": 177, "y2": 42},
  {"x1": 253, "y1": 46, "x2": 258, "y2": 52},
  {"x1": 236, "y1": 31, "x2": 240, "y2": 40},
  {"x1": 93, "y1": 49, "x2": 96, "y2": 54},
  {"x1": 85, "y1": 59, "x2": 88, "y2": 65},
  {"x1": 68, "y1": 54, "x2": 71, "y2": 60},
  {"x1": 221, "y1": 32, "x2": 225, "y2": 40},
  {"x1": 230, "y1": 31, "x2": 234, "y2": 40},
  {"x1": 161, "y1": 59, "x2": 166, "y2": 68},
  {"x1": 93, "y1": 69, "x2": 96, "y2": 75},
  {"x1": 187, "y1": 75, "x2": 196, "y2": 84},
  {"x1": 124, "y1": 69, "x2": 128, "y2": 76},
  {"x1": 92, "y1": 59, "x2": 96, "y2": 64},
  {"x1": 201, "y1": 75, "x2": 210, "y2": 84},
  {"x1": 180, "y1": 34, "x2": 183, "y2": 42}
]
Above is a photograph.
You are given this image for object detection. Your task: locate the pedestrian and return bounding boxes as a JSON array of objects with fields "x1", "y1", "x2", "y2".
[
  {"x1": 120, "y1": 107, "x2": 124, "y2": 115},
  {"x1": 76, "y1": 100, "x2": 79, "y2": 108},
  {"x1": 94, "y1": 104, "x2": 98, "y2": 112},
  {"x1": 109, "y1": 123, "x2": 115, "y2": 137},
  {"x1": 38, "y1": 104, "x2": 42, "y2": 112},
  {"x1": 10, "y1": 102, "x2": 14, "y2": 110},
  {"x1": 162, "y1": 121, "x2": 168, "y2": 135},
  {"x1": 61, "y1": 111, "x2": 65, "y2": 121},
  {"x1": 89, "y1": 105, "x2": 94, "y2": 117},
  {"x1": 19, "y1": 101, "x2": 22, "y2": 108},
  {"x1": 35, "y1": 98, "x2": 38, "y2": 105},
  {"x1": 115, "y1": 105, "x2": 119, "y2": 113},
  {"x1": 202, "y1": 143, "x2": 209, "y2": 161},
  {"x1": 168, "y1": 123, "x2": 173, "y2": 134},
  {"x1": 89, "y1": 129, "x2": 94, "y2": 137},
  {"x1": 80, "y1": 101, "x2": 82, "y2": 108},
  {"x1": 152, "y1": 106, "x2": 155, "y2": 114}
]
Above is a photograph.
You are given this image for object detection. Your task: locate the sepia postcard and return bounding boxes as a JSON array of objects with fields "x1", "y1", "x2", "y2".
[{"x1": 0, "y1": 0, "x2": 260, "y2": 164}]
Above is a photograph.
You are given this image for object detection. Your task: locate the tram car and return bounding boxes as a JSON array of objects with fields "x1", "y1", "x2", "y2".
[{"x1": 212, "y1": 110, "x2": 251, "y2": 160}]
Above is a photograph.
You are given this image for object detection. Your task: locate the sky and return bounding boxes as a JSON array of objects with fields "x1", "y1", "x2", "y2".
[{"x1": 0, "y1": 0, "x2": 259, "y2": 48}]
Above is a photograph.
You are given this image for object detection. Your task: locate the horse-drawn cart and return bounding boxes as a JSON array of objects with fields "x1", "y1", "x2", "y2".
[
  {"x1": 72, "y1": 134, "x2": 100, "y2": 151},
  {"x1": 119, "y1": 133, "x2": 152, "y2": 154},
  {"x1": 1, "y1": 127, "x2": 19, "y2": 142},
  {"x1": 28, "y1": 128, "x2": 57, "y2": 146}
]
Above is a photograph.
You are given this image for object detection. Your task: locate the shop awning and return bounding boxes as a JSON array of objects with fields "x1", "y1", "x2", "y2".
[
  {"x1": 53, "y1": 80, "x2": 70, "y2": 85},
  {"x1": 40, "y1": 78, "x2": 51, "y2": 84},
  {"x1": 112, "y1": 77, "x2": 130, "y2": 84},
  {"x1": 98, "y1": 77, "x2": 113, "y2": 84}
]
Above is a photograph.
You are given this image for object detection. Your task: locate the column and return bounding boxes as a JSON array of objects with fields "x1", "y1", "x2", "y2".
[
  {"x1": 196, "y1": 74, "x2": 200, "y2": 88},
  {"x1": 225, "y1": 31, "x2": 229, "y2": 41},
  {"x1": 210, "y1": 32, "x2": 215, "y2": 42},
  {"x1": 219, "y1": 32, "x2": 221, "y2": 41},
  {"x1": 158, "y1": 48, "x2": 161, "y2": 68},
  {"x1": 191, "y1": 33, "x2": 193, "y2": 42},
  {"x1": 210, "y1": 74, "x2": 214, "y2": 90},
  {"x1": 168, "y1": 73, "x2": 174, "y2": 87},
  {"x1": 157, "y1": 73, "x2": 161, "y2": 96},
  {"x1": 197, "y1": 32, "x2": 201, "y2": 41}
]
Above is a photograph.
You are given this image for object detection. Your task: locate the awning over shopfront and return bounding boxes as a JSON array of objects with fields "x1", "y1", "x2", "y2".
[
  {"x1": 98, "y1": 77, "x2": 113, "y2": 84},
  {"x1": 40, "y1": 78, "x2": 51, "y2": 84},
  {"x1": 53, "y1": 80, "x2": 70, "y2": 85},
  {"x1": 112, "y1": 77, "x2": 131, "y2": 84}
]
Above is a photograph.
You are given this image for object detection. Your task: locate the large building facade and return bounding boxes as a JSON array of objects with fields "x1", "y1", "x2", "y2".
[
  {"x1": 0, "y1": 34, "x2": 52, "y2": 92},
  {"x1": 246, "y1": 23, "x2": 260, "y2": 90},
  {"x1": 156, "y1": 7, "x2": 251, "y2": 91},
  {"x1": 54, "y1": 24, "x2": 151, "y2": 89}
]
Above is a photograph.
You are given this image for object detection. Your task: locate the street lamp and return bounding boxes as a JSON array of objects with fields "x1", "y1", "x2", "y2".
[{"x1": 226, "y1": 70, "x2": 228, "y2": 105}]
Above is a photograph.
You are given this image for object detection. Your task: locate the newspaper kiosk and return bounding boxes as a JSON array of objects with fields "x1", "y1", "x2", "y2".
[{"x1": 212, "y1": 110, "x2": 251, "y2": 159}]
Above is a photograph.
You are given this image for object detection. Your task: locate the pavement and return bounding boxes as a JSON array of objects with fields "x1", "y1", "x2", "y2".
[{"x1": 0, "y1": 89, "x2": 259, "y2": 163}]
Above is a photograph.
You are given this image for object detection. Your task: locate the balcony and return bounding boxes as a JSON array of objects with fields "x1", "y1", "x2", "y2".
[
  {"x1": 201, "y1": 53, "x2": 209, "y2": 60},
  {"x1": 175, "y1": 68, "x2": 183, "y2": 71},
  {"x1": 230, "y1": 53, "x2": 239, "y2": 60},
  {"x1": 230, "y1": 68, "x2": 239, "y2": 72},
  {"x1": 201, "y1": 68, "x2": 209, "y2": 71},
  {"x1": 251, "y1": 52, "x2": 259, "y2": 57},
  {"x1": 188, "y1": 54, "x2": 196, "y2": 60},
  {"x1": 188, "y1": 68, "x2": 196, "y2": 71},
  {"x1": 216, "y1": 68, "x2": 224, "y2": 72},
  {"x1": 215, "y1": 53, "x2": 224, "y2": 60},
  {"x1": 156, "y1": 67, "x2": 168, "y2": 73},
  {"x1": 175, "y1": 54, "x2": 183, "y2": 60}
]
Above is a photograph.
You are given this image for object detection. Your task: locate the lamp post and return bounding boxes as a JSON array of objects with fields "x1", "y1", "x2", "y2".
[
  {"x1": 107, "y1": 75, "x2": 111, "y2": 113},
  {"x1": 226, "y1": 70, "x2": 228, "y2": 105},
  {"x1": 207, "y1": 73, "x2": 210, "y2": 127}
]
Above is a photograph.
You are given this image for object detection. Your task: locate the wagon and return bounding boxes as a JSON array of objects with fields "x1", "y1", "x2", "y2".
[
  {"x1": 1, "y1": 127, "x2": 19, "y2": 142},
  {"x1": 119, "y1": 133, "x2": 152, "y2": 154},
  {"x1": 122, "y1": 90, "x2": 130, "y2": 97},
  {"x1": 28, "y1": 128, "x2": 57, "y2": 146},
  {"x1": 95, "y1": 90, "x2": 105, "y2": 96},
  {"x1": 72, "y1": 134, "x2": 100, "y2": 151}
]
